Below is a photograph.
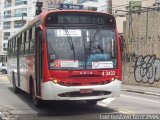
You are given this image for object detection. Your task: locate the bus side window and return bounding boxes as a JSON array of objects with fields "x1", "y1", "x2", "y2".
[
  {"x1": 19, "y1": 34, "x2": 23, "y2": 56},
  {"x1": 25, "y1": 30, "x2": 29, "y2": 55},
  {"x1": 21, "y1": 33, "x2": 24, "y2": 56},
  {"x1": 14, "y1": 37, "x2": 17, "y2": 57},
  {"x1": 10, "y1": 40, "x2": 12, "y2": 56},
  {"x1": 9, "y1": 40, "x2": 12, "y2": 57},
  {"x1": 8, "y1": 41, "x2": 10, "y2": 56},
  {"x1": 31, "y1": 26, "x2": 35, "y2": 54},
  {"x1": 23, "y1": 32, "x2": 26, "y2": 55},
  {"x1": 12, "y1": 39, "x2": 14, "y2": 56},
  {"x1": 29, "y1": 27, "x2": 35, "y2": 54}
]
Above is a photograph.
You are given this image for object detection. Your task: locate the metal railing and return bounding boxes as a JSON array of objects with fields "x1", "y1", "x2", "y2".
[
  {"x1": 3, "y1": 15, "x2": 11, "y2": 18},
  {"x1": 3, "y1": 25, "x2": 11, "y2": 29},
  {"x1": 14, "y1": 24, "x2": 25, "y2": 28},
  {"x1": 4, "y1": 3, "x2": 11, "y2": 8}
]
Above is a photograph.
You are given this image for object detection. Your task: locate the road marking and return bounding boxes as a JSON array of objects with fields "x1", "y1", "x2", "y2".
[
  {"x1": 121, "y1": 94, "x2": 160, "y2": 104},
  {"x1": 118, "y1": 108, "x2": 134, "y2": 114},
  {"x1": 97, "y1": 98, "x2": 116, "y2": 107},
  {"x1": 0, "y1": 81, "x2": 10, "y2": 84},
  {"x1": 97, "y1": 98, "x2": 134, "y2": 114}
]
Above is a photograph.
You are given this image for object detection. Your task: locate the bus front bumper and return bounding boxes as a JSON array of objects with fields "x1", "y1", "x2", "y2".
[{"x1": 41, "y1": 80, "x2": 121, "y2": 100}]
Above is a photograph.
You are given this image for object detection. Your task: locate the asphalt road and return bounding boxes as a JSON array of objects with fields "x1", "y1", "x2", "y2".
[{"x1": 0, "y1": 75, "x2": 160, "y2": 120}]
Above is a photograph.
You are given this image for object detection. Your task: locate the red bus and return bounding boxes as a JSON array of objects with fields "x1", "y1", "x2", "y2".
[{"x1": 7, "y1": 10, "x2": 122, "y2": 107}]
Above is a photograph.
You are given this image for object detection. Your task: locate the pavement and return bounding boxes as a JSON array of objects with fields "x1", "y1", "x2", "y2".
[
  {"x1": 122, "y1": 84, "x2": 160, "y2": 96},
  {"x1": 0, "y1": 74, "x2": 9, "y2": 82}
]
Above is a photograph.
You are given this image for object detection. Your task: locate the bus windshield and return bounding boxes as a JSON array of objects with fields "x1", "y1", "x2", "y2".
[{"x1": 46, "y1": 27, "x2": 118, "y2": 70}]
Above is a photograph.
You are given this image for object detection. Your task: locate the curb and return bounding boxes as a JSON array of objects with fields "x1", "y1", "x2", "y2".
[{"x1": 122, "y1": 89, "x2": 160, "y2": 97}]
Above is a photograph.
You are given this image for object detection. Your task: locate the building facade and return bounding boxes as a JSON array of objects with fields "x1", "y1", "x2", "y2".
[
  {"x1": 0, "y1": 0, "x2": 158, "y2": 63},
  {"x1": 0, "y1": 0, "x2": 36, "y2": 61},
  {"x1": 122, "y1": 0, "x2": 160, "y2": 88},
  {"x1": 0, "y1": 0, "x2": 2, "y2": 53}
]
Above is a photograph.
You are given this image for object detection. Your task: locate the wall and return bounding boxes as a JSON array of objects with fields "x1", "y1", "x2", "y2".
[
  {"x1": 123, "y1": 10, "x2": 160, "y2": 87},
  {"x1": 112, "y1": 0, "x2": 129, "y2": 34}
]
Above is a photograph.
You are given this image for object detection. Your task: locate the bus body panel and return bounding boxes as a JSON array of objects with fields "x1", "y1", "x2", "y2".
[
  {"x1": 8, "y1": 57, "x2": 17, "y2": 83},
  {"x1": 41, "y1": 80, "x2": 121, "y2": 100}
]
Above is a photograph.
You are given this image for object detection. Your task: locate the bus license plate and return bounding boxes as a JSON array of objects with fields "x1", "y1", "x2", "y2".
[{"x1": 80, "y1": 89, "x2": 93, "y2": 94}]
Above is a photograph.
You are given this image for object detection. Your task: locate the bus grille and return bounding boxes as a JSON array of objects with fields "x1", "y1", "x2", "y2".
[{"x1": 58, "y1": 91, "x2": 111, "y2": 97}]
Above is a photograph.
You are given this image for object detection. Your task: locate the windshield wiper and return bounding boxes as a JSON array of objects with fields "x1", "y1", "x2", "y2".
[{"x1": 64, "y1": 26, "x2": 76, "y2": 60}]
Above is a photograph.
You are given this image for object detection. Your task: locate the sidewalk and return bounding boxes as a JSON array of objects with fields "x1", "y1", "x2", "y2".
[
  {"x1": 0, "y1": 74, "x2": 9, "y2": 82},
  {"x1": 122, "y1": 84, "x2": 160, "y2": 96}
]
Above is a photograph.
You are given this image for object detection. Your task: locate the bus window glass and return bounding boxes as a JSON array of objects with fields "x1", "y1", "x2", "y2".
[
  {"x1": 8, "y1": 41, "x2": 11, "y2": 56},
  {"x1": 23, "y1": 32, "x2": 26, "y2": 55},
  {"x1": 25, "y1": 30, "x2": 29, "y2": 54},
  {"x1": 29, "y1": 28, "x2": 33, "y2": 54},
  {"x1": 46, "y1": 28, "x2": 117, "y2": 70},
  {"x1": 14, "y1": 38, "x2": 17, "y2": 56},
  {"x1": 19, "y1": 34, "x2": 23, "y2": 55},
  {"x1": 30, "y1": 27, "x2": 35, "y2": 54},
  {"x1": 45, "y1": 13, "x2": 115, "y2": 26},
  {"x1": 21, "y1": 34, "x2": 24, "y2": 55}
]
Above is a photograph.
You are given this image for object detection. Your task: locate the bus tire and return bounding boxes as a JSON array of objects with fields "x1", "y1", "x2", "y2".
[
  {"x1": 32, "y1": 84, "x2": 43, "y2": 108},
  {"x1": 12, "y1": 73, "x2": 19, "y2": 93},
  {"x1": 86, "y1": 100, "x2": 97, "y2": 105}
]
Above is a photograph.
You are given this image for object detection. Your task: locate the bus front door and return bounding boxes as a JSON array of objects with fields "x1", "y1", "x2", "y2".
[{"x1": 35, "y1": 31, "x2": 42, "y2": 96}]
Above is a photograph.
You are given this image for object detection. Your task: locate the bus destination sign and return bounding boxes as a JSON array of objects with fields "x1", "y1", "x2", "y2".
[{"x1": 59, "y1": 4, "x2": 84, "y2": 10}]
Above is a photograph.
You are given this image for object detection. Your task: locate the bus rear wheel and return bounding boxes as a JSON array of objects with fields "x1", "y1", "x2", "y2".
[
  {"x1": 86, "y1": 100, "x2": 97, "y2": 105},
  {"x1": 12, "y1": 73, "x2": 19, "y2": 93},
  {"x1": 32, "y1": 85, "x2": 43, "y2": 108}
]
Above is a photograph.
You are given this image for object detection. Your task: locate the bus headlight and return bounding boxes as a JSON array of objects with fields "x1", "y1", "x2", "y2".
[
  {"x1": 53, "y1": 79, "x2": 58, "y2": 84},
  {"x1": 111, "y1": 78, "x2": 115, "y2": 81}
]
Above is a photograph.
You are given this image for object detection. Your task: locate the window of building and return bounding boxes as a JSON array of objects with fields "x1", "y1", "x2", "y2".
[
  {"x1": 14, "y1": 20, "x2": 26, "y2": 28},
  {"x1": 4, "y1": 0, "x2": 11, "y2": 8},
  {"x1": 0, "y1": 55, "x2": 7, "y2": 63},
  {"x1": 15, "y1": 0, "x2": 27, "y2": 6},
  {"x1": 78, "y1": 0, "x2": 98, "y2": 4},
  {"x1": 3, "y1": 22, "x2": 11, "y2": 29},
  {"x1": 3, "y1": 43, "x2": 8, "y2": 51},
  {"x1": 15, "y1": 8, "x2": 27, "y2": 17},
  {"x1": 4, "y1": 10, "x2": 11, "y2": 18},
  {"x1": 3, "y1": 32, "x2": 10, "y2": 40}
]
